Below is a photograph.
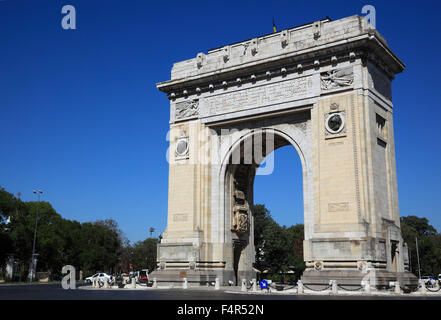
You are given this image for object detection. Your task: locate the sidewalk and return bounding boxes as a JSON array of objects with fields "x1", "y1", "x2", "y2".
[{"x1": 79, "y1": 283, "x2": 441, "y2": 297}]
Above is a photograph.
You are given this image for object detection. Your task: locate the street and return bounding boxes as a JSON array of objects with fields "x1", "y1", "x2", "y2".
[{"x1": 1, "y1": 283, "x2": 441, "y2": 300}]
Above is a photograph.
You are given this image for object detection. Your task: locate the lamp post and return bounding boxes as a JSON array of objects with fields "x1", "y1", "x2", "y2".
[
  {"x1": 415, "y1": 236, "x2": 422, "y2": 280},
  {"x1": 30, "y1": 189, "x2": 43, "y2": 283}
]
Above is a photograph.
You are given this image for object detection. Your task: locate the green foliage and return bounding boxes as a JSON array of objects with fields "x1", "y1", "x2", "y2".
[
  {"x1": 77, "y1": 222, "x2": 121, "y2": 276},
  {"x1": 0, "y1": 186, "x2": 123, "y2": 280},
  {"x1": 253, "y1": 204, "x2": 305, "y2": 280},
  {"x1": 130, "y1": 238, "x2": 157, "y2": 271},
  {"x1": 0, "y1": 187, "x2": 18, "y2": 266},
  {"x1": 401, "y1": 215, "x2": 441, "y2": 277},
  {"x1": 401, "y1": 216, "x2": 437, "y2": 237}
]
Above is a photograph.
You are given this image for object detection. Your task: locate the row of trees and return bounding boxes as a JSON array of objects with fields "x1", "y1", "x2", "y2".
[
  {"x1": 0, "y1": 187, "x2": 158, "y2": 281},
  {"x1": 2, "y1": 184, "x2": 440, "y2": 282}
]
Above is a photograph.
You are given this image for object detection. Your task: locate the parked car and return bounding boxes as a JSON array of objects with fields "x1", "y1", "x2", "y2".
[
  {"x1": 438, "y1": 274, "x2": 441, "y2": 282},
  {"x1": 85, "y1": 273, "x2": 113, "y2": 285},
  {"x1": 421, "y1": 276, "x2": 436, "y2": 287},
  {"x1": 138, "y1": 269, "x2": 149, "y2": 285}
]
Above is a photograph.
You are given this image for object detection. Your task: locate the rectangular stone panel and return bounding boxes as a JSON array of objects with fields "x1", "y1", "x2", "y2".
[
  {"x1": 201, "y1": 76, "x2": 313, "y2": 117},
  {"x1": 328, "y1": 202, "x2": 349, "y2": 212},
  {"x1": 173, "y1": 214, "x2": 188, "y2": 222},
  {"x1": 311, "y1": 240, "x2": 352, "y2": 260},
  {"x1": 367, "y1": 61, "x2": 391, "y2": 101},
  {"x1": 158, "y1": 243, "x2": 196, "y2": 262}
]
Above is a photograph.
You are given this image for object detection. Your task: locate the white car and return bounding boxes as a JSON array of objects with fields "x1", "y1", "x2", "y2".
[{"x1": 85, "y1": 273, "x2": 112, "y2": 285}]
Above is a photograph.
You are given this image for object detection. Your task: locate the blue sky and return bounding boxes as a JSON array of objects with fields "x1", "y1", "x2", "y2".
[{"x1": 1, "y1": 0, "x2": 440, "y2": 243}]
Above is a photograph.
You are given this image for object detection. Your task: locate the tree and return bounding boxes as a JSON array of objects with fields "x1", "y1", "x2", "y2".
[
  {"x1": 0, "y1": 188, "x2": 16, "y2": 266},
  {"x1": 78, "y1": 222, "x2": 121, "y2": 275},
  {"x1": 95, "y1": 219, "x2": 127, "y2": 244},
  {"x1": 401, "y1": 216, "x2": 437, "y2": 237},
  {"x1": 285, "y1": 224, "x2": 306, "y2": 278},
  {"x1": 130, "y1": 238, "x2": 157, "y2": 271},
  {"x1": 401, "y1": 215, "x2": 441, "y2": 277},
  {"x1": 253, "y1": 204, "x2": 272, "y2": 270},
  {"x1": 252, "y1": 204, "x2": 305, "y2": 279}
]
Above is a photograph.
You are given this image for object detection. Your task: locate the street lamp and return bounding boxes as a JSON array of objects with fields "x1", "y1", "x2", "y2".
[{"x1": 30, "y1": 189, "x2": 43, "y2": 283}]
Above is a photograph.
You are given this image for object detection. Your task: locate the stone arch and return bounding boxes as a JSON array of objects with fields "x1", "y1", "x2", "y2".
[{"x1": 154, "y1": 15, "x2": 418, "y2": 288}]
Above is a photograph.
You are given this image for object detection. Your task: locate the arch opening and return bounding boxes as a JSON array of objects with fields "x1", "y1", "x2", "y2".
[
  {"x1": 222, "y1": 128, "x2": 306, "y2": 284},
  {"x1": 253, "y1": 145, "x2": 304, "y2": 281}
]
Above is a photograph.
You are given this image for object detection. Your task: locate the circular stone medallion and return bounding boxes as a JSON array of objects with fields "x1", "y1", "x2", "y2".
[
  {"x1": 176, "y1": 139, "x2": 189, "y2": 157},
  {"x1": 325, "y1": 113, "x2": 345, "y2": 134}
]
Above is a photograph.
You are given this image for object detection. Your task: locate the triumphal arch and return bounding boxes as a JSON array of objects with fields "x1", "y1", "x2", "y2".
[{"x1": 152, "y1": 15, "x2": 417, "y2": 288}]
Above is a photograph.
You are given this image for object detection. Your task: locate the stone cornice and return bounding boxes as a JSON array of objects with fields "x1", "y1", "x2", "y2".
[{"x1": 157, "y1": 15, "x2": 404, "y2": 100}]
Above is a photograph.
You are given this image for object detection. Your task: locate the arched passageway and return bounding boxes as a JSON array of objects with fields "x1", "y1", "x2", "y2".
[{"x1": 222, "y1": 127, "x2": 308, "y2": 284}]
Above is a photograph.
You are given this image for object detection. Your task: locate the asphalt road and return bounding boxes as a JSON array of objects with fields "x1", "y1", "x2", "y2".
[{"x1": 1, "y1": 283, "x2": 441, "y2": 300}]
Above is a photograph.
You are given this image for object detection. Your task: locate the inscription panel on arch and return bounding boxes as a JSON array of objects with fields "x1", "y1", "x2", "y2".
[{"x1": 201, "y1": 75, "x2": 313, "y2": 118}]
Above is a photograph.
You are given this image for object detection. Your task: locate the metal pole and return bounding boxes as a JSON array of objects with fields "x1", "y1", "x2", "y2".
[
  {"x1": 30, "y1": 190, "x2": 42, "y2": 283},
  {"x1": 415, "y1": 236, "x2": 421, "y2": 280}
]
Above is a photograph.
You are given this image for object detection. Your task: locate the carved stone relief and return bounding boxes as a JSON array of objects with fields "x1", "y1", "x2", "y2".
[
  {"x1": 175, "y1": 100, "x2": 199, "y2": 120},
  {"x1": 231, "y1": 166, "x2": 251, "y2": 236},
  {"x1": 203, "y1": 76, "x2": 313, "y2": 117},
  {"x1": 321, "y1": 67, "x2": 354, "y2": 91},
  {"x1": 175, "y1": 131, "x2": 189, "y2": 159},
  {"x1": 328, "y1": 202, "x2": 349, "y2": 212},
  {"x1": 325, "y1": 111, "x2": 346, "y2": 136},
  {"x1": 232, "y1": 185, "x2": 249, "y2": 235},
  {"x1": 292, "y1": 121, "x2": 308, "y2": 135}
]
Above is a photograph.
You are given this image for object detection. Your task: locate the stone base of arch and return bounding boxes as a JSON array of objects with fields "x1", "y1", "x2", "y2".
[
  {"x1": 149, "y1": 268, "x2": 256, "y2": 287},
  {"x1": 301, "y1": 268, "x2": 418, "y2": 290}
]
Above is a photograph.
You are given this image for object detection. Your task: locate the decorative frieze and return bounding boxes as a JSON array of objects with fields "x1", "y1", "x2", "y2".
[
  {"x1": 203, "y1": 76, "x2": 313, "y2": 117},
  {"x1": 320, "y1": 67, "x2": 354, "y2": 91},
  {"x1": 175, "y1": 100, "x2": 199, "y2": 120},
  {"x1": 292, "y1": 121, "x2": 308, "y2": 135}
]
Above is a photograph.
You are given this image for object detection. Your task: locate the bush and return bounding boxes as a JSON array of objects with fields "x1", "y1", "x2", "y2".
[{"x1": 12, "y1": 270, "x2": 29, "y2": 282}]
